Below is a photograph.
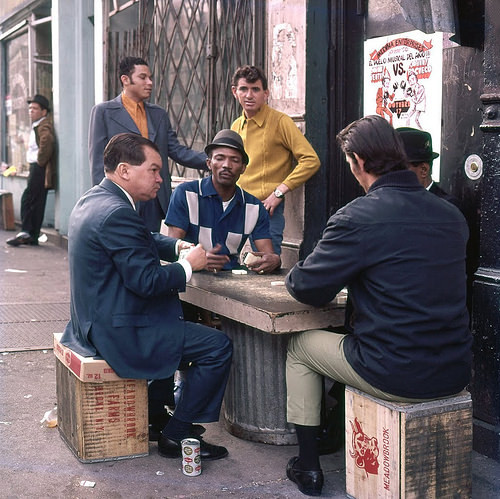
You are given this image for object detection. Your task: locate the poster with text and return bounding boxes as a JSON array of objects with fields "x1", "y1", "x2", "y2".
[{"x1": 364, "y1": 30, "x2": 443, "y2": 179}]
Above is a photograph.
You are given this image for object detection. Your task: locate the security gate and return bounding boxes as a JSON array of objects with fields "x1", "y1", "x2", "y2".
[{"x1": 106, "y1": 0, "x2": 263, "y2": 178}]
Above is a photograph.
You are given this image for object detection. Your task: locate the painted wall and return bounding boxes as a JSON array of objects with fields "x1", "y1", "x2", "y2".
[{"x1": 267, "y1": 0, "x2": 310, "y2": 268}]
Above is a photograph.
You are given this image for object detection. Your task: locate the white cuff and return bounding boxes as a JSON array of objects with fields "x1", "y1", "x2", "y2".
[{"x1": 178, "y1": 258, "x2": 193, "y2": 282}]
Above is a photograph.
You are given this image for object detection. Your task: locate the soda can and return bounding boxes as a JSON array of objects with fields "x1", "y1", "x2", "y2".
[{"x1": 181, "y1": 438, "x2": 201, "y2": 476}]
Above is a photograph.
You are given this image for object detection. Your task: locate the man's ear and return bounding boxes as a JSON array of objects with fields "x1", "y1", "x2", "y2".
[
  {"x1": 116, "y1": 162, "x2": 130, "y2": 179},
  {"x1": 206, "y1": 158, "x2": 212, "y2": 171},
  {"x1": 231, "y1": 86, "x2": 237, "y2": 98},
  {"x1": 420, "y1": 163, "x2": 430, "y2": 177},
  {"x1": 120, "y1": 75, "x2": 129, "y2": 87},
  {"x1": 353, "y1": 152, "x2": 365, "y2": 170}
]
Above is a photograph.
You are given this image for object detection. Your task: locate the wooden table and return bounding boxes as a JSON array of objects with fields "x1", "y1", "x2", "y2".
[{"x1": 180, "y1": 270, "x2": 346, "y2": 445}]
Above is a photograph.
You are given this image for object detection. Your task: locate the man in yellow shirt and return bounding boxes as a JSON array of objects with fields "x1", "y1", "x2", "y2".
[{"x1": 231, "y1": 65, "x2": 320, "y2": 254}]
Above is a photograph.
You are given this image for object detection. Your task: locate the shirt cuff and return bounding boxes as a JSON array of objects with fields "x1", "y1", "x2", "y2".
[{"x1": 178, "y1": 258, "x2": 193, "y2": 282}]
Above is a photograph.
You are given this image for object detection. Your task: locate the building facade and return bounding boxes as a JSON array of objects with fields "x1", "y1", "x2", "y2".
[{"x1": 1, "y1": 0, "x2": 498, "y2": 462}]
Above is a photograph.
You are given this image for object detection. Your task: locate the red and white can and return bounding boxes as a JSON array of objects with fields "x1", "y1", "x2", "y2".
[{"x1": 181, "y1": 438, "x2": 201, "y2": 476}]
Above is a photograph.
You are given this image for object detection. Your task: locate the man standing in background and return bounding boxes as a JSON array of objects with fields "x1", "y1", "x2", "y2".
[
  {"x1": 7, "y1": 94, "x2": 56, "y2": 247},
  {"x1": 231, "y1": 65, "x2": 320, "y2": 255},
  {"x1": 396, "y1": 126, "x2": 461, "y2": 209},
  {"x1": 89, "y1": 56, "x2": 206, "y2": 232}
]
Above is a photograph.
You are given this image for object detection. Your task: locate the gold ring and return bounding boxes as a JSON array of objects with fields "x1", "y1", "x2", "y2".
[
  {"x1": 258, "y1": 270, "x2": 264, "y2": 275},
  {"x1": 213, "y1": 268, "x2": 217, "y2": 273}
]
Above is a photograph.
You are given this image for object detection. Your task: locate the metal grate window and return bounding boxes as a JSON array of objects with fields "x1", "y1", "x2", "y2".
[{"x1": 106, "y1": 0, "x2": 263, "y2": 179}]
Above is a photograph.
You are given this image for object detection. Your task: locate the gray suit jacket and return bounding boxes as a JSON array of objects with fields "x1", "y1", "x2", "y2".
[
  {"x1": 88, "y1": 95, "x2": 206, "y2": 215},
  {"x1": 61, "y1": 178, "x2": 189, "y2": 379}
]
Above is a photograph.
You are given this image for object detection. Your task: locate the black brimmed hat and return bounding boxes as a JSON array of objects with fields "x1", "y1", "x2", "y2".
[
  {"x1": 27, "y1": 94, "x2": 50, "y2": 112},
  {"x1": 396, "y1": 127, "x2": 439, "y2": 163},
  {"x1": 205, "y1": 129, "x2": 249, "y2": 164}
]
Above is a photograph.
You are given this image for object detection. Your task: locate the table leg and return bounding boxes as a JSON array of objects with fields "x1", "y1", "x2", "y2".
[{"x1": 221, "y1": 317, "x2": 297, "y2": 445}]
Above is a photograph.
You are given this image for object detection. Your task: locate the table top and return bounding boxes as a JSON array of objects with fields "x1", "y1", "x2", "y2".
[{"x1": 180, "y1": 269, "x2": 346, "y2": 334}]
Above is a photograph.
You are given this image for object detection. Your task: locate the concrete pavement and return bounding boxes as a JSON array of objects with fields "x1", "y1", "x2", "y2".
[{"x1": 1, "y1": 226, "x2": 499, "y2": 498}]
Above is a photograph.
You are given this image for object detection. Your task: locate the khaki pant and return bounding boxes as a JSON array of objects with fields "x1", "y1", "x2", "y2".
[{"x1": 286, "y1": 330, "x2": 443, "y2": 426}]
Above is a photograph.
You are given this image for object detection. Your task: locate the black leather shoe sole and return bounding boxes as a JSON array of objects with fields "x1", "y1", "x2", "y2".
[
  {"x1": 6, "y1": 235, "x2": 33, "y2": 247},
  {"x1": 286, "y1": 456, "x2": 324, "y2": 496},
  {"x1": 158, "y1": 436, "x2": 228, "y2": 461}
]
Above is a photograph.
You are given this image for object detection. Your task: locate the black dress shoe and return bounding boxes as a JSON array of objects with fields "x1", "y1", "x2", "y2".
[
  {"x1": 286, "y1": 456, "x2": 324, "y2": 496},
  {"x1": 6, "y1": 233, "x2": 34, "y2": 247},
  {"x1": 148, "y1": 411, "x2": 206, "y2": 441},
  {"x1": 149, "y1": 423, "x2": 206, "y2": 441},
  {"x1": 158, "y1": 435, "x2": 228, "y2": 461}
]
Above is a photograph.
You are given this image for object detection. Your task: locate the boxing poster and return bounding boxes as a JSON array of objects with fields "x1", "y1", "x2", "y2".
[{"x1": 364, "y1": 30, "x2": 443, "y2": 179}]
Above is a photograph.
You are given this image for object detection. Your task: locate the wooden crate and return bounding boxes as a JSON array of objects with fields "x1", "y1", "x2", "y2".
[
  {"x1": 54, "y1": 335, "x2": 149, "y2": 463},
  {"x1": 345, "y1": 386, "x2": 472, "y2": 498},
  {"x1": 0, "y1": 190, "x2": 15, "y2": 230}
]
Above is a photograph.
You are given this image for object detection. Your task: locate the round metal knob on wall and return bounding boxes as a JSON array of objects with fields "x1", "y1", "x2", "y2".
[{"x1": 464, "y1": 154, "x2": 483, "y2": 180}]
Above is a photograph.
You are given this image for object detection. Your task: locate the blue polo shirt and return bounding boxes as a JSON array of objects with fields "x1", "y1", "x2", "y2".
[{"x1": 166, "y1": 176, "x2": 271, "y2": 269}]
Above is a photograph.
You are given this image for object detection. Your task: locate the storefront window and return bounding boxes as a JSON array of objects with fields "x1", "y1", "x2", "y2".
[{"x1": 5, "y1": 31, "x2": 30, "y2": 175}]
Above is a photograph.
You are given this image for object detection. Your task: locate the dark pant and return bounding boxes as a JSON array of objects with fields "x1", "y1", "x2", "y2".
[
  {"x1": 21, "y1": 162, "x2": 48, "y2": 239},
  {"x1": 161, "y1": 321, "x2": 232, "y2": 423}
]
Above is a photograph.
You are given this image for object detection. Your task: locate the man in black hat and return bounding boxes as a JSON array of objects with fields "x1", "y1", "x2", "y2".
[
  {"x1": 7, "y1": 94, "x2": 56, "y2": 247},
  {"x1": 397, "y1": 127, "x2": 461, "y2": 209},
  {"x1": 165, "y1": 129, "x2": 281, "y2": 273}
]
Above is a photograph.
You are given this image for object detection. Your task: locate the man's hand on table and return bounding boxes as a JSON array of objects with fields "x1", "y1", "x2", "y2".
[
  {"x1": 245, "y1": 252, "x2": 281, "y2": 274},
  {"x1": 206, "y1": 243, "x2": 230, "y2": 272},
  {"x1": 184, "y1": 244, "x2": 207, "y2": 271}
]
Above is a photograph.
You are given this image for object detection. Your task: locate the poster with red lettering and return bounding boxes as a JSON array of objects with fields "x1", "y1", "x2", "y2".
[{"x1": 364, "y1": 30, "x2": 443, "y2": 180}]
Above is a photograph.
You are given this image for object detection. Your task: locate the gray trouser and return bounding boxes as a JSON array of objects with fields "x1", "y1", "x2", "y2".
[{"x1": 286, "y1": 330, "x2": 442, "y2": 426}]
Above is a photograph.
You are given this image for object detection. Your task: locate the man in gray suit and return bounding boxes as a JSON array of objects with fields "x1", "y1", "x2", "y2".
[
  {"x1": 89, "y1": 56, "x2": 206, "y2": 232},
  {"x1": 62, "y1": 133, "x2": 232, "y2": 460}
]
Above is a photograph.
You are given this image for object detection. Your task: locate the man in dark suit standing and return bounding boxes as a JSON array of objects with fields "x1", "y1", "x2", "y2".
[
  {"x1": 396, "y1": 127, "x2": 461, "y2": 209},
  {"x1": 61, "y1": 133, "x2": 232, "y2": 460},
  {"x1": 89, "y1": 56, "x2": 206, "y2": 232}
]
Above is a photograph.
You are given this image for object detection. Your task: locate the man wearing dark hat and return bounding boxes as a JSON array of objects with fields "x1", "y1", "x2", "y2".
[
  {"x1": 166, "y1": 129, "x2": 281, "y2": 273},
  {"x1": 7, "y1": 94, "x2": 56, "y2": 247},
  {"x1": 397, "y1": 127, "x2": 461, "y2": 209}
]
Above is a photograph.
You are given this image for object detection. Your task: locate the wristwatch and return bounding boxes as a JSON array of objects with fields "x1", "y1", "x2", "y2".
[{"x1": 273, "y1": 188, "x2": 285, "y2": 199}]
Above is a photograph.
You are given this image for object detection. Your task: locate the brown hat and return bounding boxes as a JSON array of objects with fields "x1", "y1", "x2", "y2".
[
  {"x1": 205, "y1": 129, "x2": 249, "y2": 164},
  {"x1": 396, "y1": 127, "x2": 439, "y2": 163},
  {"x1": 27, "y1": 94, "x2": 50, "y2": 112}
]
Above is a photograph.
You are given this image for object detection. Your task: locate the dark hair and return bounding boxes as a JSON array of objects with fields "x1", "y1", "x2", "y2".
[
  {"x1": 336, "y1": 115, "x2": 407, "y2": 176},
  {"x1": 231, "y1": 65, "x2": 268, "y2": 90},
  {"x1": 118, "y1": 56, "x2": 149, "y2": 85},
  {"x1": 103, "y1": 133, "x2": 159, "y2": 173}
]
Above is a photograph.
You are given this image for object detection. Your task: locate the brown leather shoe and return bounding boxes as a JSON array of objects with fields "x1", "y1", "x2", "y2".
[{"x1": 286, "y1": 456, "x2": 324, "y2": 496}]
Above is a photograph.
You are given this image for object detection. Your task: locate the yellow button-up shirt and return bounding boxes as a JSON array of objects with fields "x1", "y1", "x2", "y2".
[{"x1": 231, "y1": 104, "x2": 320, "y2": 200}]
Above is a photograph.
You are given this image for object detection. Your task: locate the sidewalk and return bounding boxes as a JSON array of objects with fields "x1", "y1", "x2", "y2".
[{"x1": 1, "y1": 226, "x2": 499, "y2": 498}]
